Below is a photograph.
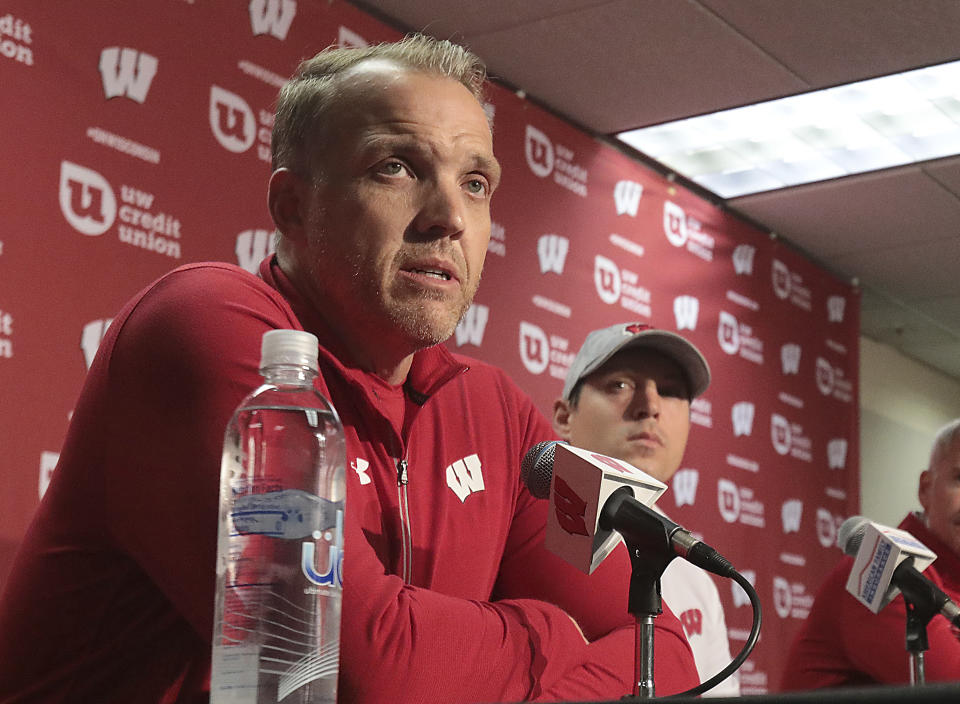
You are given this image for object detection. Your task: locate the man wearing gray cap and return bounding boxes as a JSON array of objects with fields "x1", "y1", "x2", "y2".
[{"x1": 553, "y1": 322, "x2": 739, "y2": 697}]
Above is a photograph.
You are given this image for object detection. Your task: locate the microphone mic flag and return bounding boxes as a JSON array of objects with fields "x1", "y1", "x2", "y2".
[
  {"x1": 521, "y1": 440, "x2": 666, "y2": 574},
  {"x1": 839, "y1": 516, "x2": 938, "y2": 614}
]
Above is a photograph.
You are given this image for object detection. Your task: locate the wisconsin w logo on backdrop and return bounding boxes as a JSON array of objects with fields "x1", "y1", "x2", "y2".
[
  {"x1": 99, "y1": 48, "x2": 157, "y2": 103},
  {"x1": 537, "y1": 234, "x2": 569, "y2": 274},
  {"x1": 673, "y1": 295, "x2": 699, "y2": 331},
  {"x1": 236, "y1": 229, "x2": 275, "y2": 273},
  {"x1": 613, "y1": 180, "x2": 643, "y2": 217},
  {"x1": 455, "y1": 304, "x2": 489, "y2": 347},
  {"x1": 249, "y1": 0, "x2": 296, "y2": 40}
]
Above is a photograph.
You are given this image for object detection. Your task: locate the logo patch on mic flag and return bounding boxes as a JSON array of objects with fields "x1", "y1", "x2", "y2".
[
  {"x1": 544, "y1": 444, "x2": 665, "y2": 574},
  {"x1": 846, "y1": 520, "x2": 936, "y2": 613}
]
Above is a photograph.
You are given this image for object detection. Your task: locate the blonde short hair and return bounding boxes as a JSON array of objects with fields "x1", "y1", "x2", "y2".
[{"x1": 272, "y1": 33, "x2": 487, "y2": 177}]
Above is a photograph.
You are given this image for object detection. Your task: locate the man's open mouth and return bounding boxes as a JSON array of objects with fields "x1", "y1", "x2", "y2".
[{"x1": 409, "y1": 267, "x2": 451, "y2": 281}]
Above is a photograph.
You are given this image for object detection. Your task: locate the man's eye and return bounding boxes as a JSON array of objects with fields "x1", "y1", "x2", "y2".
[
  {"x1": 379, "y1": 161, "x2": 406, "y2": 176},
  {"x1": 465, "y1": 177, "x2": 488, "y2": 195}
]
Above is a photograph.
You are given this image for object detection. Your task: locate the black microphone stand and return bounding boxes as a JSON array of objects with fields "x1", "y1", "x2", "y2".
[
  {"x1": 600, "y1": 488, "x2": 675, "y2": 699},
  {"x1": 898, "y1": 558, "x2": 939, "y2": 686}
]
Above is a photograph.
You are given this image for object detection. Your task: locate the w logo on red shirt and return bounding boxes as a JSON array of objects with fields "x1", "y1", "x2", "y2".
[
  {"x1": 445, "y1": 454, "x2": 485, "y2": 502},
  {"x1": 679, "y1": 608, "x2": 703, "y2": 637}
]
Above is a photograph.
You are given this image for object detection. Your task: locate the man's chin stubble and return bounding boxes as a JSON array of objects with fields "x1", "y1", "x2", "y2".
[{"x1": 387, "y1": 296, "x2": 470, "y2": 349}]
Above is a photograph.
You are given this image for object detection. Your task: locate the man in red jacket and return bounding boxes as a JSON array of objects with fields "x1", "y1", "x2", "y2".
[
  {"x1": 781, "y1": 418, "x2": 960, "y2": 689},
  {"x1": 0, "y1": 35, "x2": 698, "y2": 702}
]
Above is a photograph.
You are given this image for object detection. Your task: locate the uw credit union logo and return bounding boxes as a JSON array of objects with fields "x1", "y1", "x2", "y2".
[
  {"x1": 209, "y1": 85, "x2": 256, "y2": 153},
  {"x1": 59, "y1": 161, "x2": 117, "y2": 236},
  {"x1": 523, "y1": 124, "x2": 588, "y2": 196},
  {"x1": 518, "y1": 321, "x2": 571, "y2": 380}
]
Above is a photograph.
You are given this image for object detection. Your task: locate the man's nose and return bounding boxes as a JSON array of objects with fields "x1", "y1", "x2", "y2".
[
  {"x1": 413, "y1": 181, "x2": 465, "y2": 239},
  {"x1": 629, "y1": 381, "x2": 661, "y2": 419}
]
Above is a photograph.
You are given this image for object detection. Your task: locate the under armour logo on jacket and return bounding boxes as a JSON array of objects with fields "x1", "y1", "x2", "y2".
[{"x1": 352, "y1": 457, "x2": 371, "y2": 485}]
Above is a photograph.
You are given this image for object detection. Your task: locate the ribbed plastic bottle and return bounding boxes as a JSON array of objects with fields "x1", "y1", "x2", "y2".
[{"x1": 211, "y1": 329, "x2": 346, "y2": 703}]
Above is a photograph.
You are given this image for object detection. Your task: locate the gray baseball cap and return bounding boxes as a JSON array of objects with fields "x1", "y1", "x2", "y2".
[{"x1": 562, "y1": 322, "x2": 711, "y2": 400}]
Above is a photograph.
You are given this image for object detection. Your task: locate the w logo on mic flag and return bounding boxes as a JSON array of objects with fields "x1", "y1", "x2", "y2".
[
  {"x1": 553, "y1": 476, "x2": 588, "y2": 536},
  {"x1": 544, "y1": 444, "x2": 665, "y2": 574}
]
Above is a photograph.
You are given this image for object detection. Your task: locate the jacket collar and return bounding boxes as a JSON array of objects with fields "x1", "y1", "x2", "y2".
[{"x1": 901, "y1": 511, "x2": 960, "y2": 586}]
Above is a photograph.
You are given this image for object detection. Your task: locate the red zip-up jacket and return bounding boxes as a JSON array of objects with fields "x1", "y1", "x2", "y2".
[
  {"x1": 781, "y1": 512, "x2": 960, "y2": 690},
  {"x1": 0, "y1": 258, "x2": 697, "y2": 703}
]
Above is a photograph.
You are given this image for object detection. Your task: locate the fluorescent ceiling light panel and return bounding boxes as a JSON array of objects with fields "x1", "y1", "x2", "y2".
[{"x1": 616, "y1": 60, "x2": 960, "y2": 198}]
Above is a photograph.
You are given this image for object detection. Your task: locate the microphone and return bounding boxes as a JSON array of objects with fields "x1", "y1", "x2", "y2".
[
  {"x1": 838, "y1": 515, "x2": 960, "y2": 627},
  {"x1": 521, "y1": 441, "x2": 736, "y2": 578}
]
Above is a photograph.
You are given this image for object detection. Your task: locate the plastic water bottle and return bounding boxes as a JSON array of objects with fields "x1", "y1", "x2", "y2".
[{"x1": 212, "y1": 329, "x2": 346, "y2": 703}]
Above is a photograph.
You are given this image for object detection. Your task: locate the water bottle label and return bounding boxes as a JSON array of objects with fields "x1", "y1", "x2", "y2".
[
  {"x1": 231, "y1": 489, "x2": 338, "y2": 540},
  {"x1": 211, "y1": 644, "x2": 260, "y2": 703},
  {"x1": 278, "y1": 637, "x2": 340, "y2": 700}
]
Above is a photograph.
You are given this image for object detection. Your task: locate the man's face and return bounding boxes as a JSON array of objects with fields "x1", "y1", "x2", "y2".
[
  {"x1": 296, "y1": 63, "x2": 500, "y2": 350},
  {"x1": 553, "y1": 347, "x2": 691, "y2": 483},
  {"x1": 919, "y1": 435, "x2": 960, "y2": 555}
]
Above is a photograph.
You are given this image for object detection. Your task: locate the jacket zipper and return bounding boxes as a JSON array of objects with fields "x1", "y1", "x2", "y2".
[{"x1": 396, "y1": 456, "x2": 412, "y2": 583}]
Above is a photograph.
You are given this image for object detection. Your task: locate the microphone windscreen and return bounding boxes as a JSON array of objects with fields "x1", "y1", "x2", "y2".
[
  {"x1": 837, "y1": 515, "x2": 871, "y2": 556},
  {"x1": 520, "y1": 441, "x2": 561, "y2": 499}
]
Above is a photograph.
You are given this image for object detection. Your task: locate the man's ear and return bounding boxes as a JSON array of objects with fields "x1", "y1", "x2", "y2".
[
  {"x1": 268, "y1": 168, "x2": 308, "y2": 240},
  {"x1": 552, "y1": 398, "x2": 574, "y2": 441},
  {"x1": 918, "y1": 469, "x2": 933, "y2": 512}
]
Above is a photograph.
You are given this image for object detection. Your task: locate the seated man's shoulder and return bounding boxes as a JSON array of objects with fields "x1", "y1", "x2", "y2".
[
  {"x1": 149, "y1": 261, "x2": 275, "y2": 300},
  {"x1": 100, "y1": 261, "x2": 295, "y2": 373},
  {"x1": 122, "y1": 261, "x2": 290, "y2": 327}
]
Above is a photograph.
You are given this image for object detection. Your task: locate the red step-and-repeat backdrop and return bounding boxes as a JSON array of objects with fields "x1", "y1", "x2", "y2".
[{"x1": 0, "y1": 0, "x2": 860, "y2": 693}]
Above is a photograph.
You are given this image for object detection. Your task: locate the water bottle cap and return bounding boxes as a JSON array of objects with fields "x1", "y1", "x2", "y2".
[{"x1": 260, "y1": 329, "x2": 319, "y2": 371}]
